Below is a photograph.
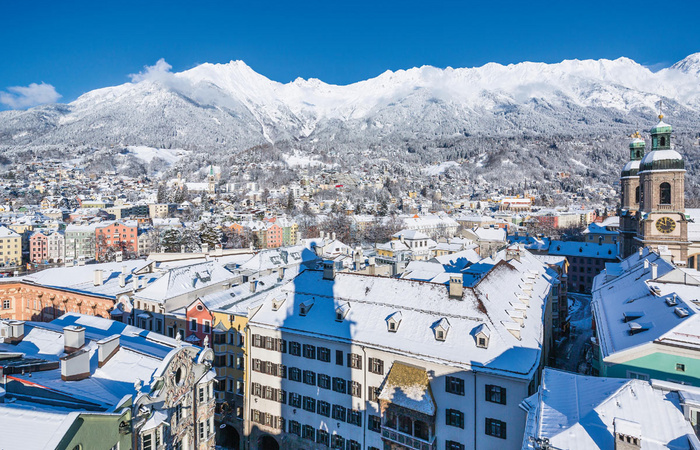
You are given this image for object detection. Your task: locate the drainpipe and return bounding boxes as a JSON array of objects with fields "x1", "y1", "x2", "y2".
[
  {"x1": 361, "y1": 345, "x2": 368, "y2": 449},
  {"x1": 244, "y1": 323, "x2": 252, "y2": 450},
  {"x1": 474, "y1": 371, "x2": 478, "y2": 450}
]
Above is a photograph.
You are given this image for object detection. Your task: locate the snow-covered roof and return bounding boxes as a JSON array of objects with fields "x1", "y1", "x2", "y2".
[
  {"x1": 250, "y1": 248, "x2": 554, "y2": 378},
  {"x1": 134, "y1": 261, "x2": 235, "y2": 304},
  {"x1": 0, "y1": 226, "x2": 20, "y2": 238},
  {"x1": 378, "y1": 362, "x2": 435, "y2": 416},
  {"x1": 548, "y1": 240, "x2": 617, "y2": 259},
  {"x1": 21, "y1": 260, "x2": 158, "y2": 299},
  {"x1": 521, "y1": 368, "x2": 699, "y2": 450},
  {"x1": 0, "y1": 404, "x2": 80, "y2": 449},
  {"x1": 393, "y1": 229, "x2": 430, "y2": 240},
  {"x1": 592, "y1": 251, "x2": 700, "y2": 360}
]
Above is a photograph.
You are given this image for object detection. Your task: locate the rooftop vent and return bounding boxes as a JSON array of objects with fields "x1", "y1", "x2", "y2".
[
  {"x1": 675, "y1": 307, "x2": 689, "y2": 318},
  {"x1": 623, "y1": 311, "x2": 644, "y2": 323},
  {"x1": 627, "y1": 322, "x2": 650, "y2": 335},
  {"x1": 665, "y1": 295, "x2": 678, "y2": 306}
]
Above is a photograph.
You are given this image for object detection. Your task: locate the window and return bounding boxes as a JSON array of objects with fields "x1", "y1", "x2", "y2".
[
  {"x1": 316, "y1": 429, "x2": 329, "y2": 446},
  {"x1": 289, "y1": 341, "x2": 301, "y2": 355},
  {"x1": 331, "y1": 434, "x2": 345, "y2": 449},
  {"x1": 289, "y1": 367, "x2": 301, "y2": 382},
  {"x1": 317, "y1": 347, "x2": 331, "y2": 362},
  {"x1": 368, "y1": 386, "x2": 380, "y2": 402},
  {"x1": 143, "y1": 434, "x2": 152, "y2": 450},
  {"x1": 446, "y1": 441, "x2": 465, "y2": 450},
  {"x1": 289, "y1": 393, "x2": 301, "y2": 408},
  {"x1": 303, "y1": 370, "x2": 316, "y2": 385},
  {"x1": 203, "y1": 321, "x2": 210, "y2": 333},
  {"x1": 303, "y1": 396, "x2": 316, "y2": 413},
  {"x1": 303, "y1": 344, "x2": 316, "y2": 359},
  {"x1": 3, "y1": 299, "x2": 10, "y2": 309},
  {"x1": 485, "y1": 418, "x2": 507, "y2": 439},
  {"x1": 627, "y1": 370, "x2": 650, "y2": 381},
  {"x1": 485, "y1": 385, "x2": 506, "y2": 404},
  {"x1": 332, "y1": 404, "x2": 347, "y2": 421},
  {"x1": 446, "y1": 409, "x2": 465, "y2": 428},
  {"x1": 369, "y1": 415, "x2": 381, "y2": 432},
  {"x1": 446, "y1": 376, "x2": 465, "y2": 396},
  {"x1": 660, "y1": 182, "x2": 671, "y2": 205},
  {"x1": 336, "y1": 349, "x2": 343, "y2": 365},
  {"x1": 369, "y1": 357, "x2": 384, "y2": 375},
  {"x1": 318, "y1": 374, "x2": 331, "y2": 390},
  {"x1": 348, "y1": 440, "x2": 361, "y2": 450},
  {"x1": 289, "y1": 420, "x2": 301, "y2": 436},
  {"x1": 677, "y1": 363, "x2": 686, "y2": 372},
  {"x1": 347, "y1": 353, "x2": 362, "y2": 369},
  {"x1": 318, "y1": 400, "x2": 330, "y2": 417},
  {"x1": 302, "y1": 425, "x2": 315, "y2": 440},
  {"x1": 350, "y1": 381, "x2": 362, "y2": 398},
  {"x1": 348, "y1": 410, "x2": 362, "y2": 426},
  {"x1": 190, "y1": 319, "x2": 197, "y2": 332},
  {"x1": 199, "y1": 421, "x2": 205, "y2": 440},
  {"x1": 332, "y1": 377, "x2": 346, "y2": 394}
]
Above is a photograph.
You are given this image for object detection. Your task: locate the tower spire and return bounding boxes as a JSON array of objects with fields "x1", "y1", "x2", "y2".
[{"x1": 657, "y1": 99, "x2": 664, "y2": 120}]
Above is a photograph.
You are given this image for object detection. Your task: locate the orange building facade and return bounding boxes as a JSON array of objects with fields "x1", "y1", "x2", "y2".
[{"x1": 0, "y1": 281, "x2": 120, "y2": 323}]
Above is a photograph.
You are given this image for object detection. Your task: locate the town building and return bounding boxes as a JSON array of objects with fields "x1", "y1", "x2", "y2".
[
  {"x1": 0, "y1": 226, "x2": 22, "y2": 268},
  {"x1": 591, "y1": 248, "x2": 700, "y2": 385},
  {"x1": 0, "y1": 313, "x2": 217, "y2": 449},
  {"x1": 521, "y1": 368, "x2": 700, "y2": 449},
  {"x1": 245, "y1": 247, "x2": 556, "y2": 450},
  {"x1": 547, "y1": 240, "x2": 617, "y2": 293}
]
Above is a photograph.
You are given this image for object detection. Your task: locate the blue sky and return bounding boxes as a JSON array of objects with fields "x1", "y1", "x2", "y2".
[{"x1": 1, "y1": 0, "x2": 699, "y2": 109}]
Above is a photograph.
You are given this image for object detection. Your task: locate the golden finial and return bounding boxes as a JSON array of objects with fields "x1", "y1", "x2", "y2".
[{"x1": 631, "y1": 131, "x2": 641, "y2": 139}]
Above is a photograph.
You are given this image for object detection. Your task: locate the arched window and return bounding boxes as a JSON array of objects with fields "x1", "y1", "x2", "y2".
[
  {"x1": 660, "y1": 182, "x2": 671, "y2": 205},
  {"x1": 660, "y1": 136, "x2": 666, "y2": 147},
  {"x1": 635, "y1": 186, "x2": 640, "y2": 204}
]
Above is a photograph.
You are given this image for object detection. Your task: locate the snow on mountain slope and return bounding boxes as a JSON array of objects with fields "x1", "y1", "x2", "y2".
[{"x1": 2, "y1": 54, "x2": 700, "y2": 153}]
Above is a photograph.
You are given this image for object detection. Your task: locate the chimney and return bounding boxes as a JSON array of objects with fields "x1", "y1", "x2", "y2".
[
  {"x1": 638, "y1": 247, "x2": 643, "y2": 257},
  {"x1": 250, "y1": 280, "x2": 257, "y2": 293},
  {"x1": 613, "y1": 418, "x2": 641, "y2": 450},
  {"x1": 400, "y1": 234, "x2": 405, "y2": 243},
  {"x1": 64, "y1": 325, "x2": 85, "y2": 353},
  {"x1": 278, "y1": 267, "x2": 286, "y2": 282},
  {"x1": 323, "y1": 260, "x2": 336, "y2": 280},
  {"x1": 320, "y1": 230, "x2": 325, "y2": 240},
  {"x1": 115, "y1": 251, "x2": 123, "y2": 263},
  {"x1": 332, "y1": 232, "x2": 336, "y2": 241},
  {"x1": 449, "y1": 273, "x2": 464, "y2": 299},
  {"x1": 202, "y1": 243, "x2": 209, "y2": 254},
  {"x1": 2, "y1": 320, "x2": 25, "y2": 344},
  {"x1": 650, "y1": 263, "x2": 658, "y2": 279},
  {"x1": 644, "y1": 259, "x2": 649, "y2": 269},
  {"x1": 119, "y1": 273, "x2": 126, "y2": 288},
  {"x1": 97, "y1": 334, "x2": 120, "y2": 367},
  {"x1": 93, "y1": 270, "x2": 103, "y2": 286},
  {"x1": 78, "y1": 256, "x2": 85, "y2": 266},
  {"x1": 60, "y1": 349, "x2": 90, "y2": 381},
  {"x1": 181, "y1": 244, "x2": 185, "y2": 253}
]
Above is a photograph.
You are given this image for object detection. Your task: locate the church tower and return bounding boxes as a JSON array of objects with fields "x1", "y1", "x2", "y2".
[
  {"x1": 208, "y1": 165, "x2": 216, "y2": 195},
  {"x1": 634, "y1": 113, "x2": 689, "y2": 263},
  {"x1": 619, "y1": 132, "x2": 645, "y2": 258}
]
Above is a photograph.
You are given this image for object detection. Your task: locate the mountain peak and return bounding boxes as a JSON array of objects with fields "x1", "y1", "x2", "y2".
[{"x1": 671, "y1": 53, "x2": 700, "y2": 75}]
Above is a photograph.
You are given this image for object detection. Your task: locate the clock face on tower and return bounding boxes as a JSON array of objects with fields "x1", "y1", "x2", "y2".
[{"x1": 655, "y1": 217, "x2": 676, "y2": 234}]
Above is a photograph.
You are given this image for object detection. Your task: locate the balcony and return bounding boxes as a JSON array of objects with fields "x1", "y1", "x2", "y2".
[{"x1": 382, "y1": 427, "x2": 436, "y2": 450}]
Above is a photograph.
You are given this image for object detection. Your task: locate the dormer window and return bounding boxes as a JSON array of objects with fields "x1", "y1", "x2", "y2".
[
  {"x1": 335, "y1": 302, "x2": 350, "y2": 322},
  {"x1": 386, "y1": 311, "x2": 402, "y2": 332},
  {"x1": 271, "y1": 296, "x2": 286, "y2": 311},
  {"x1": 299, "y1": 299, "x2": 314, "y2": 316},
  {"x1": 473, "y1": 323, "x2": 490, "y2": 348},
  {"x1": 434, "y1": 317, "x2": 450, "y2": 341}
]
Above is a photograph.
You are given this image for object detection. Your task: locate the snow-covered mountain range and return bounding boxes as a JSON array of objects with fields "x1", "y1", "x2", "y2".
[{"x1": 1, "y1": 54, "x2": 700, "y2": 194}]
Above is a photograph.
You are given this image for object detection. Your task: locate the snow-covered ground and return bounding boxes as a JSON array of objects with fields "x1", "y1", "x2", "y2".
[
  {"x1": 282, "y1": 151, "x2": 325, "y2": 168},
  {"x1": 127, "y1": 146, "x2": 190, "y2": 164},
  {"x1": 422, "y1": 161, "x2": 460, "y2": 176}
]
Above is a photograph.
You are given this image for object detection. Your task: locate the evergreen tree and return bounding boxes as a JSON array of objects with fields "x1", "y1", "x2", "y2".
[
  {"x1": 199, "y1": 223, "x2": 222, "y2": 248},
  {"x1": 160, "y1": 228, "x2": 182, "y2": 252}
]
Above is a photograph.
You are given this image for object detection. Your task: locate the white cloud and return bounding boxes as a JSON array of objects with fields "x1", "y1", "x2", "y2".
[
  {"x1": 129, "y1": 58, "x2": 173, "y2": 83},
  {"x1": 0, "y1": 82, "x2": 62, "y2": 109}
]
